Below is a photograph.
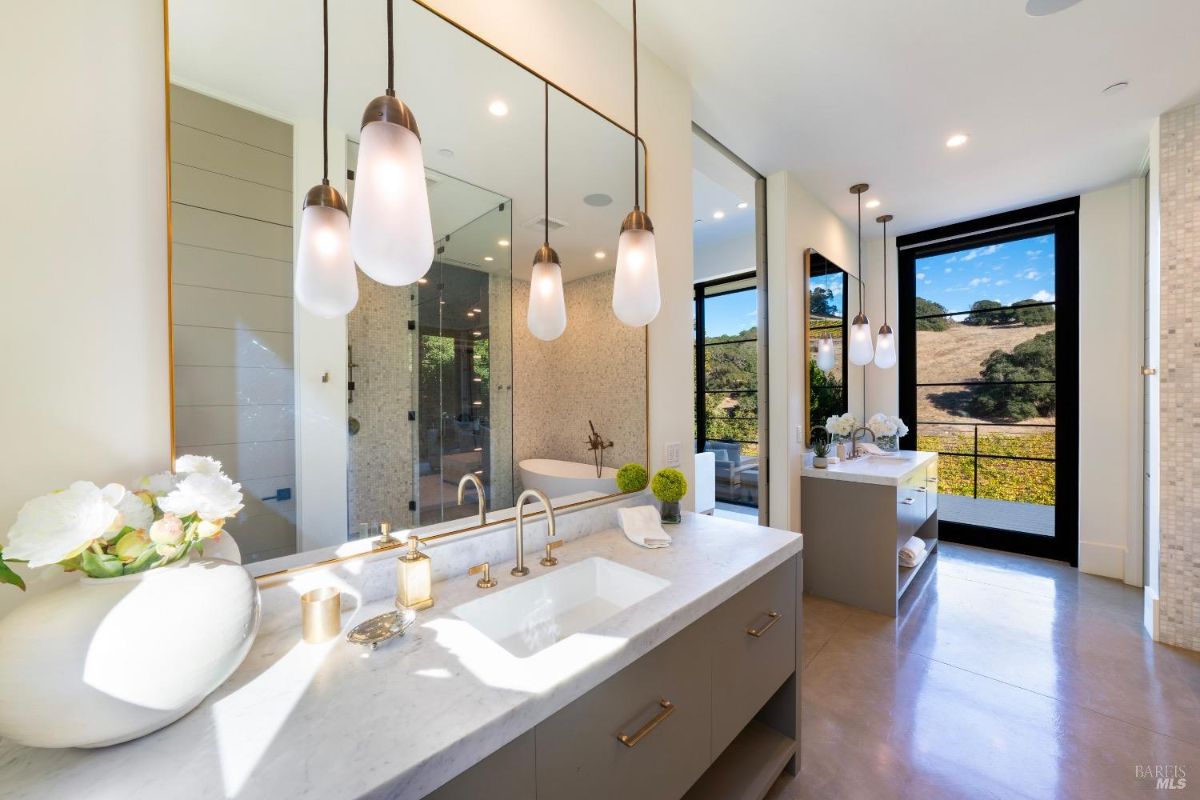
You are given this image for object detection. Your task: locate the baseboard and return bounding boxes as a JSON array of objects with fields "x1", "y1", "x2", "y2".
[
  {"x1": 1144, "y1": 587, "x2": 1160, "y2": 641},
  {"x1": 1078, "y1": 540, "x2": 1125, "y2": 580}
]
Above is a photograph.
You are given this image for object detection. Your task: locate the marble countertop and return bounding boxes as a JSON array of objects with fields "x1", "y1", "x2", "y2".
[
  {"x1": 0, "y1": 513, "x2": 802, "y2": 800},
  {"x1": 801, "y1": 449, "x2": 936, "y2": 486}
]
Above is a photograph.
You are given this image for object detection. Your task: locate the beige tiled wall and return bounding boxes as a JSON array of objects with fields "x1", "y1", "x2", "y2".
[
  {"x1": 169, "y1": 86, "x2": 298, "y2": 563},
  {"x1": 1158, "y1": 101, "x2": 1200, "y2": 652},
  {"x1": 513, "y1": 271, "x2": 648, "y2": 485}
]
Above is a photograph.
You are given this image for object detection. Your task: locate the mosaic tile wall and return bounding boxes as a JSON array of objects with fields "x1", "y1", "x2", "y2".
[
  {"x1": 1159, "y1": 101, "x2": 1200, "y2": 651},
  {"x1": 489, "y1": 272, "x2": 516, "y2": 508},
  {"x1": 513, "y1": 270, "x2": 648, "y2": 490},
  {"x1": 346, "y1": 276, "x2": 416, "y2": 533}
]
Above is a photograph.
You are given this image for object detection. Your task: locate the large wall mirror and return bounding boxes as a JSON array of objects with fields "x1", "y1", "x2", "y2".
[
  {"x1": 804, "y1": 249, "x2": 850, "y2": 441},
  {"x1": 167, "y1": 0, "x2": 648, "y2": 567}
]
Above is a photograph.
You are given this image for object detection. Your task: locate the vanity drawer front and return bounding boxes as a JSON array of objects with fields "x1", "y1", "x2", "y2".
[
  {"x1": 924, "y1": 460, "x2": 938, "y2": 515},
  {"x1": 422, "y1": 731, "x2": 534, "y2": 800},
  {"x1": 535, "y1": 619, "x2": 711, "y2": 800},
  {"x1": 710, "y1": 557, "x2": 797, "y2": 756},
  {"x1": 897, "y1": 471, "x2": 925, "y2": 536}
]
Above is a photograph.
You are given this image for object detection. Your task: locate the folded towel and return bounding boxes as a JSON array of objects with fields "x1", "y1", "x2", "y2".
[
  {"x1": 899, "y1": 535, "x2": 926, "y2": 566},
  {"x1": 619, "y1": 505, "x2": 672, "y2": 549},
  {"x1": 900, "y1": 546, "x2": 928, "y2": 570}
]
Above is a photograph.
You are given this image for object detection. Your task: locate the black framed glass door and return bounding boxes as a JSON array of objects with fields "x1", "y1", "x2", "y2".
[{"x1": 898, "y1": 198, "x2": 1079, "y2": 564}]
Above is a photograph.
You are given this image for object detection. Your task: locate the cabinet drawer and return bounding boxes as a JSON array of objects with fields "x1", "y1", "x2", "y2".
[
  {"x1": 709, "y1": 557, "x2": 797, "y2": 756},
  {"x1": 422, "y1": 731, "x2": 534, "y2": 800},
  {"x1": 535, "y1": 618, "x2": 711, "y2": 800},
  {"x1": 924, "y1": 460, "x2": 938, "y2": 515},
  {"x1": 897, "y1": 471, "x2": 925, "y2": 538}
]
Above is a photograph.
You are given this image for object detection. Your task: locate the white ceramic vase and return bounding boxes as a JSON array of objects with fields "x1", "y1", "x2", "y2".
[{"x1": 0, "y1": 556, "x2": 260, "y2": 748}]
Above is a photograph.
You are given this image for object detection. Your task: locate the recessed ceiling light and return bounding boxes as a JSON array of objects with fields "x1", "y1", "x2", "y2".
[
  {"x1": 437, "y1": 148, "x2": 455, "y2": 159},
  {"x1": 865, "y1": 199, "x2": 881, "y2": 209},
  {"x1": 583, "y1": 193, "x2": 613, "y2": 207},
  {"x1": 594, "y1": 250, "x2": 606, "y2": 259},
  {"x1": 488, "y1": 100, "x2": 509, "y2": 117},
  {"x1": 694, "y1": 219, "x2": 703, "y2": 224},
  {"x1": 946, "y1": 133, "x2": 969, "y2": 148},
  {"x1": 418, "y1": 278, "x2": 428, "y2": 285},
  {"x1": 497, "y1": 239, "x2": 510, "y2": 247},
  {"x1": 1025, "y1": 0, "x2": 1084, "y2": 16},
  {"x1": 467, "y1": 312, "x2": 475, "y2": 318},
  {"x1": 712, "y1": 210, "x2": 725, "y2": 220},
  {"x1": 1102, "y1": 81, "x2": 1129, "y2": 96},
  {"x1": 483, "y1": 256, "x2": 494, "y2": 262},
  {"x1": 737, "y1": 202, "x2": 748, "y2": 209},
  {"x1": 473, "y1": 307, "x2": 482, "y2": 313}
]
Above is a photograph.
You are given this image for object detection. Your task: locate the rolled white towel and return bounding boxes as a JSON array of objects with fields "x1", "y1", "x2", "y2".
[
  {"x1": 899, "y1": 535, "x2": 926, "y2": 567},
  {"x1": 619, "y1": 505, "x2": 672, "y2": 548}
]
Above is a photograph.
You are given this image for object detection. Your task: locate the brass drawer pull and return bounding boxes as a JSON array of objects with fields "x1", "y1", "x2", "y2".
[
  {"x1": 747, "y1": 610, "x2": 782, "y2": 637},
  {"x1": 616, "y1": 699, "x2": 675, "y2": 748},
  {"x1": 899, "y1": 497, "x2": 915, "y2": 505}
]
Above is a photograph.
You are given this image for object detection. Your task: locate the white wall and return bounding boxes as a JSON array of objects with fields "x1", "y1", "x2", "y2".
[
  {"x1": 0, "y1": 0, "x2": 171, "y2": 603},
  {"x1": 1144, "y1": 119, "x2": 1161, "y2": 636},
  {"x1": 694, "y1": 229, "x2": 756, "y2": 283},
  {"x1": 860, "y1": 181, "x2": 1147, "y2": 582},
  {"x1": 425, "y1": 0, "x2": 696, "y2": 506},
  {"x1": 766, "y1": 172, "x2": 857, "y2": 532}
]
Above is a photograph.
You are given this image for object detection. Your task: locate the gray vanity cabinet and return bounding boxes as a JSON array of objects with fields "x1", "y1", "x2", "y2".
[
  {"x1": 421, "y1": 732, "x2": 535, "y2": 800},
  {"x1": 535, "y1": 617, "x2": 713, "y2": 800},
  {"x1": 709, "y1": 559, "x2": 796, "y2": 757}
]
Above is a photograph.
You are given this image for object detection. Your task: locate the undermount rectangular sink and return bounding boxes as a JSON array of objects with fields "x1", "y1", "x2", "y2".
[{"x1": 452, "y1": 557, "x2": 670, "y2": 658}]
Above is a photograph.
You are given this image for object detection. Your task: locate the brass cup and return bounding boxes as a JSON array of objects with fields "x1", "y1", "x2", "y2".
[{"x1": 301, "y1": 587, "x2": 342, "y2": 644}]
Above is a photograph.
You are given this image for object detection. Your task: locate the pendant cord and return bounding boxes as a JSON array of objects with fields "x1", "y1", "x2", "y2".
[
  {"x1": 632, "y1": 0, "x2": 640, "y2": 209},
  {"x1": 882, "y1": 217, "x2": 889, "y2": 325},
  {"x1": 857, "y1": 193, "x2": 864, "y2": 313},
  {"x1": 544, "y1": 82, "x2": 549, "y2": 245},
  {"x1": 386, "y1": 0, "x2": 394, "y2": 93},
  {"x1": 321, "y1": 0, "x2": 329, "y2": 184}
]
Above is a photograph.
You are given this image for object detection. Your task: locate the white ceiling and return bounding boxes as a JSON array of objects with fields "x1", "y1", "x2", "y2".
[
  {"x1": 597, "y1": 0, "x2": 1200, "y2": 235},
  {"x1": 170, "y1": 0, "x2": 643, "y2": 283}
]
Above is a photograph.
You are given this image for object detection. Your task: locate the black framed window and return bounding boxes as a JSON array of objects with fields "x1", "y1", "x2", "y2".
[{"x1": 898, "y1": 198, "x2": 1079, "y2": 564}]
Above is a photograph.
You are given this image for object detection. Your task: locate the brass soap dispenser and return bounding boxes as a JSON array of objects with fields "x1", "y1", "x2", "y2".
[{"x1": 396, "y1": 535, "x2": 434, "y2": 611}]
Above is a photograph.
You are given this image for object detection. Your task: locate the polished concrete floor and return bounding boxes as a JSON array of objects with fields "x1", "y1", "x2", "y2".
[{"x1": 768, "y1": 543, "x2": 1200, "y2": 800}]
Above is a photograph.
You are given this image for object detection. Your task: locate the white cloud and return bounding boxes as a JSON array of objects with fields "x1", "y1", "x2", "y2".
[
  {"x1": 946, "y1": 255, "x2": 958, "y2": 264},
  {"x1": 968, "y1": 276, "x2": 992, "y2": 287},
  {"x1": 960, "y1": 244, "x2": 1001, "y2": 263},
  {"x1": 916, "y1": 272, "x2": 926, "y2": 280},
  {"x1": 1031, "y1": 290, "x2": 1055, "y2": 303},
  {"x1": 1020, "y1": 270, "x2": 1042, "y2": 280},
  {"x1": 1025, "y1": 249, "x2": 1043, "y2": 258},
  {"x1": 995, "y1": 279, "x2": 1010, "y2": 286},
  {"x1": 944, "y1": 267, "x2": 953, "y2": 273}
]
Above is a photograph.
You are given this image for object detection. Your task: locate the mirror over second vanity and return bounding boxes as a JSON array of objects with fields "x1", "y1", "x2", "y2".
[{"x1": 166, "y1": 0, "x2": 648, "y2": 569}]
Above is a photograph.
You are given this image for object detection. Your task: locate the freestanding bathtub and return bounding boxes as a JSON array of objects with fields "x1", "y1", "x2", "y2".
[{"x1": 519, "y1": 458, "x2": 619, "y2": 499}]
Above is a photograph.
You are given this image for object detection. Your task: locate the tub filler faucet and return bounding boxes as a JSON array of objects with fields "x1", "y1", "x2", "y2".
[{"x1": 585, "y1": 421, "x2": 614, "y2": 478}]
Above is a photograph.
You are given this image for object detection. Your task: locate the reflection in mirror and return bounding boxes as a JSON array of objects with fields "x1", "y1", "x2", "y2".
[
  {"x1": 805, "y1": 249, "x2": 849, "y2": 440},
  {"x1": 167, "y1": 0, "x2": 647, "y2": 567}
]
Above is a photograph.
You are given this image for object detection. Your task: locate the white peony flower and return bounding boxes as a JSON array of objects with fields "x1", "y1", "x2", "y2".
[
  {"x1": 826, "y1": 413, "x2": 857, "y2": 437},
  {"x1": 174, "y1": 455, "x2": 224, "y2": 475},
  {"x1": 4, "y1": 482, "x2": 124, "y2": 568},
  {"x1": 139, "y1": 471, "x2": 179, "y2": 496},
  {"x1": 149, "y1": 513, "x2": 185, "y2": 546},
  {"x1": 892, "y1": 416, "x2": 909, "y2": 438},
  {"x1": 159, "y1": 472, "x2": 244, "y2": 522},
  {"x1": 115, "y1": 489, "x2": 154, "y2": 533}
]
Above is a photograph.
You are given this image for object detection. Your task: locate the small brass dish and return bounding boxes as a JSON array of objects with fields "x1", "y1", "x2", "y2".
[{"x1": 346, "y1": 608, "x2": 417, "y2": 650}]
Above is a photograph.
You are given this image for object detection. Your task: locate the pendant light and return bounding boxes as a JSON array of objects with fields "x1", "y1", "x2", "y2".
[
  {"x1": 848, "y1": 183, "x2": 874, "y2": 366},
  {"x1": 295, "y1": 0, "x2": 359, "y2": 318},
  {"x1": 612, "y1": 0, "x2": 661, "y2": 327},
  {"x1": 873, "y1": 214, "x2": 897, "y2": 369},
  {"x1": 816, "y1": 333, "x2": 836, "y2": 373},
  {"x1": 350, "y1": 0, "x2": 434, "y2": 286},
  {"x1": 528, "y1": 83, "x2": 567, "y2": 341}
]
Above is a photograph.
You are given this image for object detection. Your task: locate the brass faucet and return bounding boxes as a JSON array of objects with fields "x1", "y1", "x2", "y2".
[
  {"x1": 848, "y1": 426, "x2": 876, "y2": 459},
  {"x1": 512, "y1": 488, "x2": 555, "y2": 577},
  {"x1": 457, "y1": 473, "x2": 487, "y2": 527}
]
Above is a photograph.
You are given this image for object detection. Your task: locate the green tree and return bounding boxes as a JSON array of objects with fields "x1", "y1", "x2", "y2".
[
  {"x1": 810, "y1": 287, "x2": 836, "y2": 318},
  {"x1": 964, "y1": 299, "x2": 1013, "y2": 325},
  {"x1": 809, "y1": 358, "x2": 844, "y2": 431},
  {"x1": 1013, "y1": 299, "x2": 1055, "y2": 326},
  {"x1": 914, "y1": 297, "x2": 950, "y2": 331},
  {"x1": 971, "y1": 330, "x2": 1056, "y2": 420}
]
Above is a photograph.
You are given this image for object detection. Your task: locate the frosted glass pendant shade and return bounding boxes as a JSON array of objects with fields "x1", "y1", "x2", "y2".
[
  {"x1": 295, "y1": 185, "x2": 359, "y2": 318},
  {"x1": 874, "y1": 324, "x2": 897, "y2": 369},
  {"x1": 816, "y1": 335, "x2": 836, "y2": 372},
  {"x1": 848, "y1": 312, "x2": 875, "y2": 366},
  {"x1": 528, "y1": 246, "x2": 567, "y2": 341},
  {"x1": 612, "y1": 209, "x2": 660, "y2": 326},
  {"x1": 350, "y1": 97, "x2": 433, "y2": 286}
]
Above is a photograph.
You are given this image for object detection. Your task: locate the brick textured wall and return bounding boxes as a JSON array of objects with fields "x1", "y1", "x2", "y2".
[{"x1": 1159, "y1": 101, "x2": 1200, "y2": 651}]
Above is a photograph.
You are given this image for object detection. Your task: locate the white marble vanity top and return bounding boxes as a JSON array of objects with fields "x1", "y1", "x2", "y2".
[
  {"x1": 801, "y1": 449, "x2": 936, "y2": 486},
  {"x1": 0, "y1": 513, "x2": 802, "y2": 800}
]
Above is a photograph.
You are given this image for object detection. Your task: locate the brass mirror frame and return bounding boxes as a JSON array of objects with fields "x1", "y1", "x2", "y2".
[{"x1": 161, "y1": 0, "x2": 651, "y2": 582}]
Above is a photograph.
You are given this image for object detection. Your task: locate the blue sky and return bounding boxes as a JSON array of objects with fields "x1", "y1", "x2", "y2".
[
  {"x1": 703, "y1": 289, "x2": 758, "y2": 337},
  {"x1": 915, "y1": 233, "x2": 1056, "y2": 314}
]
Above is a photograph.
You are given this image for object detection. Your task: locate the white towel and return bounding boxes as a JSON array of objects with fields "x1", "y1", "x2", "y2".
[
  {"x1": 899, "y1": 535, "x2": 926, "y2": 567},
  {"x1": 619, "y1": 505, "x2": 672, "y2": 549}
]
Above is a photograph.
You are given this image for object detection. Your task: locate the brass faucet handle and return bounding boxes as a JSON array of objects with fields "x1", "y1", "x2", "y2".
[
  {"x1": 373, "y1": 522, "x2": 398, "y2": 550},
  {"x1": 540, "y1": 539, "x2": 563, "y2": 567},
  {"x1": 468, "y1": 562, "x2": 497, "y2": 589}
]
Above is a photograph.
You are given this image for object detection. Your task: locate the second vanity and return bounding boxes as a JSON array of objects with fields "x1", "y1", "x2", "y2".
[
  {"x1": 801, "y1": 450, "x2": 938, "y2": 616},
  {"x1": 0, "y1": 507, "x2": 803, "y2": 800}
]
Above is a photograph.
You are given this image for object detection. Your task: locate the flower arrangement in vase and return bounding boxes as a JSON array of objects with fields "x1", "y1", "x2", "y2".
[
  {"x1": 0, "y1": 456, "x2": 260, "y2": 749},
  {"x1": 825, "y1": 412, "x2": 857, "y2": 450},
  {"x1": 866, "y1": 413, "x2": 909, "y2": 452},
  {"x1": 651, "y1": 468, "x2": 688, "y2": 524}
]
